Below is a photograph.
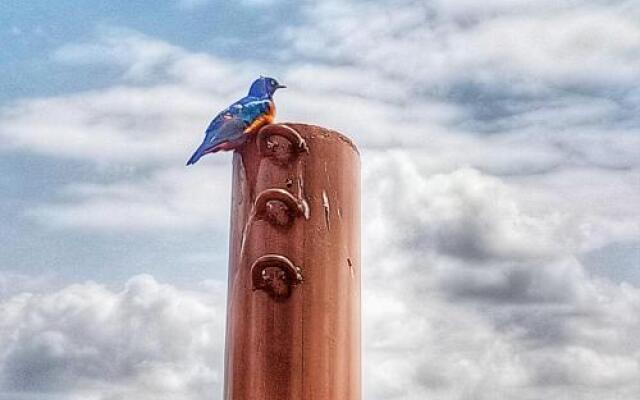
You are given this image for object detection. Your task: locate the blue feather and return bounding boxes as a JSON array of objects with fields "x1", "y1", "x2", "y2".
[{"x1": 186, "y1": 76, "x2": 284, "y2": 166}]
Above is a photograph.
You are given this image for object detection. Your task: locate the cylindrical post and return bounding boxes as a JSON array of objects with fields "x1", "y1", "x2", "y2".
[{"x1": 223, "y1": 123, "x2": 361, "y2": 400}]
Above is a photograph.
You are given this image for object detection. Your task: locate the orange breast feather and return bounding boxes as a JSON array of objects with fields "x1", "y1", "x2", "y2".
[{"x1": 244, "y1": 102, "x2": 276, "y2": 134}]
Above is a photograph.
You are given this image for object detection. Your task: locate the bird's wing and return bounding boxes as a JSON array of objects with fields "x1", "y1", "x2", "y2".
[
  {"x1": 235, "y1": 98, "x2": 272, "y2": 124},
  {"x1": 186, "y1": 98, "x2": 271, "y2": 165},
  {"x1": 204, "y1": 98, "x2": 271, "y2": 136},
  {"x1": 186, "y1": 111, "x2": 246, "y2": 165},
  {"x1": 202, "y1": 96, "x2": 268, "y2": 136},
  {"x1": 201, "y1": 102, "x2": 249, "y2": 144},
  {"x1": 205, "y1": 106, "x2": 240, "y2": 135}
]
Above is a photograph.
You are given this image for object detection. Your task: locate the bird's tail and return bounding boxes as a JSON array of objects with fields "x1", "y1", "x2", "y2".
[
  {"x1": 187, "y1": 141, "x2": 227, "y2": 165},
  {"x1": 186, "y1": 145, "x2": 206, "y2": 166}
]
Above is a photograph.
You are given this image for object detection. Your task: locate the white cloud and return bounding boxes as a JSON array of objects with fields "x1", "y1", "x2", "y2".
[
  {"x1": 27, "y1": 165, "x2": 232, "y2": 232},
  {"x1": 291, "y1": 0, "x2": 640, "y2": 89},
  {"x1": 0, "y1": 275, "x2": 226, "y2": 399},
  {"x1": 361, "y1": 154, "x2": 640, "y2": 399},
  {"x1": 0, "y1": 83, "x2": 222, "y2": 165},
  {"x1": 0, "y1": 30, "x2": 253, "y2": 165},
  {"x1": 285, "y1": 0, "x2": 640, "y2": 163},
  {"x1": 53, "y1": 28, "x2": 184, "y2": 82},
  {"x1": 365, "y1": 158, "x2": 580, "y2": 261}
]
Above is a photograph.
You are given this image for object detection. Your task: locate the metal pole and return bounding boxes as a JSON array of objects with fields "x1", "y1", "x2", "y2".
[{"x1": 223, "y1": 123, "x2": 361, "y2": 400}]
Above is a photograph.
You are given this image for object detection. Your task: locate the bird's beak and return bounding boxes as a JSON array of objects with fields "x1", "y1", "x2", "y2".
[{"x1": 276, "y1": 84, "x2": 287, "y2": 89}]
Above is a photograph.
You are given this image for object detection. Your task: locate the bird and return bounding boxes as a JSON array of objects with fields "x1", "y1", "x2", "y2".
[{"x1": 186, "y1": 76, "x2": 286, "y2": 165}]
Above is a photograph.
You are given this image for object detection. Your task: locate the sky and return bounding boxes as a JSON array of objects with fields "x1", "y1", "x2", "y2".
[{"x1": 0, "y1": 0, "x2": 639, "y2": 399}]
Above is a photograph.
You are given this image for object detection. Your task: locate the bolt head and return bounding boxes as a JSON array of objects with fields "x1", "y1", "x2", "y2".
[
  {"x1": 261, "y1": 266, "x2": 291, "y2": 299},
  {"x1": 265, "y1": 135, "x2": 295, "y2": 165},
  {"x1": 265, "y1": 199, "x2": 293, "y2": 226}
]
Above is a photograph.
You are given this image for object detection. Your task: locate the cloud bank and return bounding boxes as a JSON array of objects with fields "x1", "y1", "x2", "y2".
[
  {"x1": 0, "y1": 276, "x2": 226, "y2": 400},
  {"x1": 362, "y1": 155, "x2": 640, "y2": 399}
]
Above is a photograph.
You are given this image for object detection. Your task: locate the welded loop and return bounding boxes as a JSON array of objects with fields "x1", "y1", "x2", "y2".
[
  {"x1": 251, "y1": 254, "x2": 303, "y2": 298},
  {"x1": 254, "y1": 188, "x2": 306, "y2": 224},
  {"x1": 257, "y1": 124, "x2": 309, "y2": 159}
]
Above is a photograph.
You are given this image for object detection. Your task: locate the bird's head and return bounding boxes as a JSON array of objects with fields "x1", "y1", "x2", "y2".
[{"x1": 248, "y1": 76, "x2": 286, "y2": 98}]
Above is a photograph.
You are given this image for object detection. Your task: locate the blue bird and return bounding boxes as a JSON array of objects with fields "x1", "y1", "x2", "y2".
[{"x1": 186, "y1": 76, "x2": 286, "y2": 165}]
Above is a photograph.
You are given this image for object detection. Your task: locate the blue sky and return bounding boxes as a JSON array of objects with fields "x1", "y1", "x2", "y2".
[
  {"x1": 1, "y1": 0, "x2": 639, "y2": 399},
  {"x1": 0, "y1": 0, "x2": 296, "y2": 99}
]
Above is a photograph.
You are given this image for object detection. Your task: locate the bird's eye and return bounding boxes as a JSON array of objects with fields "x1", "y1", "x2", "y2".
[{"x1": 271, "y1": 79, "x2": 276, "y2": 86}]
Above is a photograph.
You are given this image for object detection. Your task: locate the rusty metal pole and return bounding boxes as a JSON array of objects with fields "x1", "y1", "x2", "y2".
[{"x1": 223, "y1": 123, "x2": 360, "y2": 400}]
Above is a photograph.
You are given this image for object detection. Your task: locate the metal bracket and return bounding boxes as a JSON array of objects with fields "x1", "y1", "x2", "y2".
[
  {"x1": 257, "y1": 124, "x2": 309, "y2": 164},
  {"x1": 254, "y1": 188, "x2": 307, "y2": 227},
  {"x1": 251, "y1": 254, "x2": 303, "y2": 300}
]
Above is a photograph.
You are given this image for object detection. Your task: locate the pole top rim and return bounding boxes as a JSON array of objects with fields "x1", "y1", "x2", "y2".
[{"x1": 277, "y1": 122, "x2": 360, "y2": 156}]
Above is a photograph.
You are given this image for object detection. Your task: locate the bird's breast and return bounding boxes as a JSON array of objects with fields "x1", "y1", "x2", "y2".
[
  {"x1": 243, "y1": 101, "x2": 276, "y2": 134},
  {"x1": 267, "y1": 101, "x2": 276, "y2": 118}
]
